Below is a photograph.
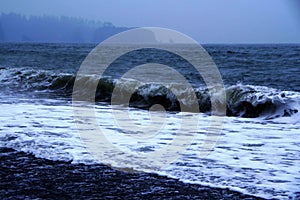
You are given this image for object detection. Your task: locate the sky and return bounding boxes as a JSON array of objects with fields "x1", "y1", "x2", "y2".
[{"x1": 1, "y1": 0, "x2": 300, "y2": 43}]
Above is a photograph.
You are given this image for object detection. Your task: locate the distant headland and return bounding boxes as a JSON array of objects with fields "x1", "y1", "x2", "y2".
[{"x1": 0, "y1": 13, "x2": 132, "y2": 43}]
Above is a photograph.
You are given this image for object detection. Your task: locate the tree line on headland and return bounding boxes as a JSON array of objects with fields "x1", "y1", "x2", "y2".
[{"x1": 0, "y1": 13, "x2": 131, "y2": 43}]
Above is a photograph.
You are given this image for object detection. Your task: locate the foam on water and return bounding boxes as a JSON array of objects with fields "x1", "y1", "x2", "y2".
[
  {"x1": 0, "y1": 95, "x2": 299, "y2": 199},
  {"x1": 1, "y1": 67, "x2": 299, "y2": 119}
]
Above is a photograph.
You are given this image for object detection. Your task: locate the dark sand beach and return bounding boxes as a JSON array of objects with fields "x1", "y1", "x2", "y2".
[{"x1": 0, "y1": 148, "x2": 264, "y2": 199}]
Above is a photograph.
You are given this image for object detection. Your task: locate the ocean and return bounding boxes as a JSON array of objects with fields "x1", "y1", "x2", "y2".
[{"x1": 0, "y1": 42, "x2": 299, "y2": 199}]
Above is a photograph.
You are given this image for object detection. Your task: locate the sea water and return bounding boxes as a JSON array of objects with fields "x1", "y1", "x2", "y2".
[{"x1": 0, "y1": 43, "x2": 299, "y2": 199}]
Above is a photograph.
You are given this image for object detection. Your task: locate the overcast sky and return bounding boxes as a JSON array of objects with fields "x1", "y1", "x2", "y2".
[{"x1": 1, "y1": 0, "x2": 300, "y2": 43}]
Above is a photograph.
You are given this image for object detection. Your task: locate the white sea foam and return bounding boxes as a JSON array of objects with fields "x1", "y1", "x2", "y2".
[{"x1": 0, "y1": 95, "x2": 299, "y2": 199}]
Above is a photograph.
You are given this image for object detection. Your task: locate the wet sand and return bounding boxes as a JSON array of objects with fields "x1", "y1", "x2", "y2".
[{"x1": 0, "y1": 148, "x2": 265, "y2": 199}]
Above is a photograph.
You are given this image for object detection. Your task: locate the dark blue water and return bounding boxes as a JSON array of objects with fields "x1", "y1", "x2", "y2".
[
  {"x1": 1, "y1": 43, "x2": 299, "y2": 90},
  {"x1": 0, "y1": 43, "x2": 299, "y2": 118}
]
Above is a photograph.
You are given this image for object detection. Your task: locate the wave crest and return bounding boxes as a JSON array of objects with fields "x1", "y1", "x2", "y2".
[{"x1": 1, "y1": 68, "x2": 299, "y2": 119}]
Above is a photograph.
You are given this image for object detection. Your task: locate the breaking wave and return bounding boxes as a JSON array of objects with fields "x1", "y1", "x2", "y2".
[{"x1": 1, "y1": 67, "x2": 299, "y2": 119}]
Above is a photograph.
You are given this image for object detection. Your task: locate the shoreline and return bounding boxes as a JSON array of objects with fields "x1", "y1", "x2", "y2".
[{"x1": 0, "y1": 147, "x2": 265, "y2": 199}]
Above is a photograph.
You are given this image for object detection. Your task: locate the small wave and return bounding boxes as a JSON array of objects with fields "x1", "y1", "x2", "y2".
[
  {"x1": 226, "y1": 84, "x2": 299, "y2": 120},
  {"x1": 1, "y1": 67, "x2": 299, "y2": 119},
  {"x1": 0, "y1": 67, "x2": 75, "y2": 94}
]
